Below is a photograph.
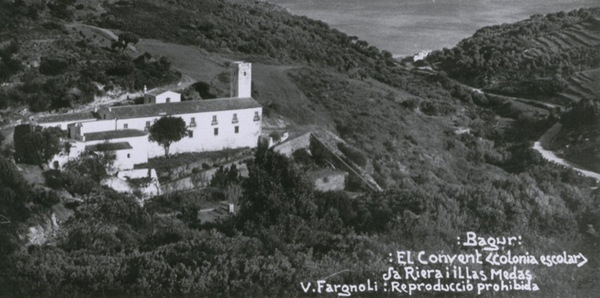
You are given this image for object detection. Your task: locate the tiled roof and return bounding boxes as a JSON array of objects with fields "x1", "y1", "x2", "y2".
[
  {"x1": 146, "y1": 90, "x2": 179, "y2": 96},
  {"x1": 37, "y1": 111, "x2": 96, "y2": 123},
  {"x1": 84, "y1": 129, "x2": 147, "y2": 141},
  {"x1": 85, "y1": 142, "x2": 132, "y2": 152},
  {"x1": 106, "y1": 97, "x2": 261, "y2": 119}
]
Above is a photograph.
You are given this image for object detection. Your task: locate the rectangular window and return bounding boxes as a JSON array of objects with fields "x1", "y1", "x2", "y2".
[
  {"x1": 188, "y1": 130, "x2": 193, "y2": 138},
  {"x1": 145, "y1": 121, "x2": 151, "y2": 131},
  {"x1": 211, "y1": 115, "x2": 218, "y2": 125},
  {"x1": 214, "y1": 127, "x2": 219, "y2": 136},
  {"x1": 253, "y1": 111, "x2": 260, "y2": 121},
  {"x1": 232, "y1": 113, "x2": 239, "y2": 124},
  {"x1": 234, "y1": 126, "x2": 239, "y2": 134},
  {"x1": 190, "y1": 117, "x2": 196, "y2": 127},
  {"x1": 127, "y1": 153, "x2": 130, "y2": 158},
  {"x1": 123, "y1": 123, "x2": 128, "y2": 129}
]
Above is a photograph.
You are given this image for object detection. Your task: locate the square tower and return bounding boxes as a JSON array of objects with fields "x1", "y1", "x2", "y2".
[{"x1": 230, "y1": 62, "x2": 252, "y2": 98}]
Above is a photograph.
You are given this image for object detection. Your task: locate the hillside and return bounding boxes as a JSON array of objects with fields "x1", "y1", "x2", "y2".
[
  {"x1": 0, "y1": 1, "x2": 181, "y2": 115},
  {"x1": 427, "y1": 7, "x2": 600, "y2": 104},
  {"x1": 425, "y1": 5, "x2": 600, "y2": 189},
  {"x1": 1, "y1": 1, "x2": 600, "y2": 297},
  {"x1": 550, "y1": 96, "x2": 600, "y2": 173},
  {"x1": 560, "y1": 68, "x2": 600, "y2": 103}
]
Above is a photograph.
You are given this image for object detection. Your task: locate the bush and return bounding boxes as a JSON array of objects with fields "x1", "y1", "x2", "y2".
[
  {"x1": 32, "y1": 188, "x2": 60, "y2": 208},
  {"x1": 400, "y1": 98, "x2": 419, "y2": 110},
  {"x1": 420, "y1": 100, "x2": 456, "y2": 116},
  {"x1": 13, "y1": 125, "x2": 64, "y2": 165},
  {"x1": 43, "y1": 170, "x2": 97, "y2": 195},
  {"x1": 39, "y1": 57, "x2": 70, "y2": 76},
  {"x1": 192, "y1": 81, "x2": 216, "y2": 99},
  {"x1": 337, "y1": 142, "x2": 367, "y2": 167},
  {"x1": 105, "y1": 62, "x2": 134, "y2": 76},
  {"x1": 64, "y1": 154, "x2": 113, "y2": 182},
  {"x1": 0, "y1": 41, "x2": 22, "y2": 82}
]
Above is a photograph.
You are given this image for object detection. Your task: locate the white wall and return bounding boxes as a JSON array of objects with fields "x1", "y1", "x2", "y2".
[
  {"x1": 113, "y1": 149, "x2": 138, "y2": 170},
  {"x1": 38, "y1": 122, "x2": 65, "y2": 130},
  {"x1": 115, "y1": 116, "x2": 158, "y2": 131},
  {"x1": 84, "y1": 136, "x2": 151, "y2": 167},
  {"x1": 38, "y1": 119, "x2": 96, "y2": 130},
  {"x1": 144, "y1": 91, "x2": 181, "y2": 104},
  {"x1": 43, "y1": 103, "x2": 262, "y2": 170},
  {"x1": 78, "y1": 120, "x2": 117, "y2": 135},
  {"x1": 114, "y1": 108, "x2": 262, "y2": 158},
  {"x1": 166, "y1": 107, "x2": 262, "y2": 157},
  {"x1": 48, "y1": 138, "x2": 149, "y2": 171},
  {"x1": 155, "y1": 91, "x2": 181, "y2": 104}
]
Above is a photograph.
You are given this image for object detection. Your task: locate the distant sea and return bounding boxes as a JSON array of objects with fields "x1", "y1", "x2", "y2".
[{"x1": 269, "y1": 0, "x2": 599, "y2": 58}]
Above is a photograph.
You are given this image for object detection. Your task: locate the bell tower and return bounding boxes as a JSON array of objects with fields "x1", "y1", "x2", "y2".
[{"x1": 230, "y1": 62, "x2": 252, "y2": 98}]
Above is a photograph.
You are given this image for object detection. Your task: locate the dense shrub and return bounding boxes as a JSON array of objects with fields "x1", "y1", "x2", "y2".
[
  {"x1": 428, "y1": 8, "x2": 600, "y2": 98},
  {"x1": 0, "y1": 41, "x2": 22, "y2": 82},
  {"x1": 39, "y1": 57, "x2": 70, "y2": 76},
  {"x1": 43, "y1": 169, "x2": 97, "y2": 195},
  {"x1": 13, "y1": 125, "x2": 64, "y2": 165},
  {"x1": 337, "y1": 142, "x2": 367, "y2": 167}
]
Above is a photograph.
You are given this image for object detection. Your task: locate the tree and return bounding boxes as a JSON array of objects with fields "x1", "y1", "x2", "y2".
[
  {"x1": 118, "y1": 32, "x2": 139, "y2": 48},
  {"x1": 112, "y1": 33, "x2": 140, "y2": 52},
  {"x1": 0, "y1": 41, "x2": 22, "y2": 82},
  {"x1": 238, "y1": 143, "x2": 316, "y2": 228},
  {"x1": 13, "y1": 124, "x2": 63, "y2": 164},
  {"x1": 148, "y1": 116, "x2": 187, "y2": 157}
]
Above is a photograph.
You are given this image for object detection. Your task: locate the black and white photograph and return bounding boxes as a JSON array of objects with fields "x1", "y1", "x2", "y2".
[{"x1": 0, "y1": 0, "x2": 599, "y2": 297}]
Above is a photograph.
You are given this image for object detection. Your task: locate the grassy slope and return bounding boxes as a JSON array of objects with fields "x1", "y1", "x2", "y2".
[{"x1": 135, "y1": 39, "x2": 227, "y2": 82}]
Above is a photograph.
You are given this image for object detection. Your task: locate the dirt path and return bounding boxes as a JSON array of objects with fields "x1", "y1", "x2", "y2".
[{"x1": 66, "y1": 23, "x2": 139, "y2": 52}]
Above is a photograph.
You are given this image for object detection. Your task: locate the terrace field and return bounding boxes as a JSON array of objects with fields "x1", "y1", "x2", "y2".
[{"x1": 428, "y1": 8, "x2": 600, "y2": 104}]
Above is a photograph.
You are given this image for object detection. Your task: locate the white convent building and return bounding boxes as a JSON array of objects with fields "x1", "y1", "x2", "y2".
[{"x1": 35, "y1": 62, "x2": 262, "y2": 170}]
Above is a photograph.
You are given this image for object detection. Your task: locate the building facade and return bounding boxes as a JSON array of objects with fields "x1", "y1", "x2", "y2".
[{"x1": 36, "y1": 62, "x2": 262, "y2": 170}]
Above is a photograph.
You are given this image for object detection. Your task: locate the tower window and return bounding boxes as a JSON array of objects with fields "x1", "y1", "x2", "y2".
[
  {"x1": 211, "y1": 115, "x2": 218, "y2": 125},
  {"x1": 127, "y1": 153, "x2": 130, "y2": 158},
  {"x1": 234, "y1": 126, "x2": 239, "y2": 134},
  {"x1": 214, "y1": 128, "x2": 219, "y2": 136}
]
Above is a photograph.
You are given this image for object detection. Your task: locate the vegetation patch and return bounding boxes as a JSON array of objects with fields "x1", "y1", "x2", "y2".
[{"x1": 428, "y1": 8, "x2": 600, "y2": 101}]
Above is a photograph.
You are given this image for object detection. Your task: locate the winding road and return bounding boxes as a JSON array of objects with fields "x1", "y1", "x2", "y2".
[
  {"x1": 532, "y1": 123, "x2": 600, "y2": 181},
  {"x1": 448, "y1": 76, "x2": 600, "y2": 181}
]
